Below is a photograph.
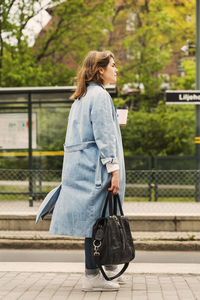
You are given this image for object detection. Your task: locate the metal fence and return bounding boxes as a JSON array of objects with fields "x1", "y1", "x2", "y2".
[
  {"x1": 1, "y1": 168, "x2": 200, "y2": 203},
  {"x1": 0, "y1": 169, "x2": 61, "y2": 206},
  {"x1": 125, "y1": 155, "x2": 196, "y2": 170}
]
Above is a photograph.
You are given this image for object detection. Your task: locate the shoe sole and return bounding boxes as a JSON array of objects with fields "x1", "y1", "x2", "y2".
[
  {"x1": 82, "y1": 287, "x2": 119, "y2": 292},
  {"x1": 118, "y1": 280, "x2": 126, "y2": 285},
  {"x1": 113, "y1": 279, "x2": 126, "y2": 285}
]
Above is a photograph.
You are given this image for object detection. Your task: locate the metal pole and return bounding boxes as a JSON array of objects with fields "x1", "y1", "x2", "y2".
[
  {"x1": 28, "y1": 93, "x2": 33, "y2": 207},
  {"x1": 195, "y1": 0, "x2": 200, "y2": 201},
  {"x1": 196, "y1": 0, "x2": 200, "y2": 91}
]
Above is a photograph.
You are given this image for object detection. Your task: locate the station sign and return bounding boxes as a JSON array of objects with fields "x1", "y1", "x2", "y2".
[{"x1": 166, "y1": 90, "x2": 200, "y2": 104}]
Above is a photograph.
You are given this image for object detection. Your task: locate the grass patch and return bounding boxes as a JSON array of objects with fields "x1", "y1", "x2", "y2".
[
  {"x1": 125, "y1": 197, "x2": 195, "y2": 202},
  {"x1": 0, "y1": 184, "x2": 197, "y2": 202},
  {"x1": 0, "y1": 185, "x2": 56, "y2": 201}
]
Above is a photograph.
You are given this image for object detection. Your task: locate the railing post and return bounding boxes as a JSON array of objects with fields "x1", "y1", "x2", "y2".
[
  {"x1": 38, "y1": 165, "x2": 42, "y2": 200},
  {"x1": 154, "y1": 170, "x2": 158, "y2": 202},
  {"x1": 28, "y1": 92, "x2": 33, "y2": 207},
  {"x1": 148, "y1": 170, "x2": 152, "y2": 201}
]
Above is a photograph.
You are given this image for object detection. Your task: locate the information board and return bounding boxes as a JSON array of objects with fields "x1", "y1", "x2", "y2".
[{"x1": 0, "y1": 113, "x2": 37, "y2": 149}]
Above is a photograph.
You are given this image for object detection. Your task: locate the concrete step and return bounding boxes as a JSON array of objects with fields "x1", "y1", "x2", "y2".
[
  {"x1": 1, "y1": 214, "x2": 200, "y2": 231},
  {"x1": 0, "y1": 231, "x2": 200, "y2": 251}
]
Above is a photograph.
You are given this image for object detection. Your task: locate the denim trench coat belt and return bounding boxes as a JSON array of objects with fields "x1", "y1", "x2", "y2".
[
  {"x1": 64, "y1": 140, "x2": 102, "y2": 187},
  {"x1": 35, "y1": 185, "x2": 61, "y2": 224}
]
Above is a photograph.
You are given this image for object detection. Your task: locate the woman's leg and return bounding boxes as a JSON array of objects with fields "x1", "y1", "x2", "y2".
[
  {"x1": 85, "y1": 238, "x2": 117, "y2": 273},
  {"x1": 82, "y1": 237, "x2": 120, "y2": 291},
  {"x1": 84, "y1": 237, "x2": 99, "y2": 276}
]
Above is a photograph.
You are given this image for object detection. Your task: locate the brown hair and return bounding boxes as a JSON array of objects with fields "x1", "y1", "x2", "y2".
[{"x1": 70, "y1": 50, "x2": 114, "y2": 100}]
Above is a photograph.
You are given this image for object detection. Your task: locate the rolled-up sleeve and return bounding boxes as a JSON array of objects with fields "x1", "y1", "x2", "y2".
[
  {"x1": 91, "y1": 89, "x2": 118, "y2": 166},
  {"x1": 106, "y1": 162, "x2": 119, "y2": 173}
]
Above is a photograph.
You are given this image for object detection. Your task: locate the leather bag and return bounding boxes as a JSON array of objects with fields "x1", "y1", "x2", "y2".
[{"x1": 92, "y1": 191, "x2": 135, "y2": 281}]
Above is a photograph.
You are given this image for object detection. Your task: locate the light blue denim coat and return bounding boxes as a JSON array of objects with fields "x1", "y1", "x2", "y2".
[{"x1": 49, "y1": 83, "x2": 125, "y2": 237}]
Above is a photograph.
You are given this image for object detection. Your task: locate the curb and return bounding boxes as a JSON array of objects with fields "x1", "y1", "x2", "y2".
[
  {"x1": 1, "y1": 239, "x2": 200, "y2": 251},
  {"x1": 1, "y1": 214, "x2": 200, "y2": 231},
  {"x1": 1, "y1": 262, "x2": 200, "y2": 275}
]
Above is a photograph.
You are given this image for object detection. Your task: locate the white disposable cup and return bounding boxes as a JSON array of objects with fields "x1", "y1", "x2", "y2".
[{"x1": 116, "y1": 109, "x2": 128, "y2": 126}]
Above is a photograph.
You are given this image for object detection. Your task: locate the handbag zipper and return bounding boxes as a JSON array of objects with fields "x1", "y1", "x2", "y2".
[{"x1": 110, "y1": 215, "x2": 120, "y2": 225}]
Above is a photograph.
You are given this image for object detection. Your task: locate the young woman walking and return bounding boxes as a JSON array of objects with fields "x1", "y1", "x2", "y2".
[{"x1": 49, "y1": 50, "x2": 126, "y2": 291}]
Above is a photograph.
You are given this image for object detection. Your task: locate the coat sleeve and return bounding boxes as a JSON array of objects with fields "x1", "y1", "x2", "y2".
[{"x1": 91, "y1": 88, "x2": 118, "y2": 166}]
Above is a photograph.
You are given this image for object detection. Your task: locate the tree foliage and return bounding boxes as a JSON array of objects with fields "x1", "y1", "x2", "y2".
[
  {"x1": 163, "y1": 0, "x2": 195, "y2": 52},
  {"x1": 1, "y1": 0, "x2": 196, "y2": 91},
  {"x1": 171, "y1": 60, "x2": 195, "y2": 90},
  {"x1": 110, "y1": 1, "x2": 174, "y2": 100},
  {"x1": 0, "y1": 0, "x2": 197, "y2": 159},
  {"x1": 121, "y1": 102, "x2": 195, "y2": 156},
  {"x1": 107, "y1": 0, "x2": 195, "y2": 108},
  {"x1": 0, "y1": 0, "x2": 48, "y2": 86},
  {"x1": 0, "y1": 0, "x2": 115, "y2": 87},
  {"x1": 35, "y1": 0, "x2": 114, "y2": 64}
]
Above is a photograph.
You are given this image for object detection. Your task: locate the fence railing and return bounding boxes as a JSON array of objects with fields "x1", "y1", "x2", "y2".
[
  {"x1": 1, "y1": 168, "x2": 200, "y2": 203},
  {"x1": 1, "y1": 155, "x2": 196, "y2": 172},
  {"x1": 0, "y1": 169, "x2": 61, "y2": 206}
]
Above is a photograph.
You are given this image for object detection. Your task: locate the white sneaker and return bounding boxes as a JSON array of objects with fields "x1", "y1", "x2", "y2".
[
  {"x1": 106, "y1": 270, "x2": 126, "y2": 285},
  {"x1": 82, "y1": 273, "x2": 120, "y2": 292}
]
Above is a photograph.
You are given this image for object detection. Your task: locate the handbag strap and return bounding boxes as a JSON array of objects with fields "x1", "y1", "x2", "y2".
[
  {"x1": 113, "y1": 194, "x2": 124, "y2": 216},
  {"x1": 102, "y1": 192, "x2": 124, "y2": 217},
  {"x1": 98, "y1": 263, "x2": 129, "y2": 281},
  {"x1": 101, "y1": 191, "x2": 113, "y2": 217}
]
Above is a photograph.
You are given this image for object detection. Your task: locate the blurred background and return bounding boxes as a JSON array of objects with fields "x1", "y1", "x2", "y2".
[{"x1": 0, "y1": 0, "x2": 199, "y2": 205}]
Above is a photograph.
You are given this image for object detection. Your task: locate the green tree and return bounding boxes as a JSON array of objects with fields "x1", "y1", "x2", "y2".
[
  {"x1": 121, "y1": 102, "x2": 195, "y2": 156},
  {"x1": 115, "y1": 0, "x2": 174, "y2": 103},
  {"x1": 0, "y1": 0, "x2": 115, "y2": 87},
  {"x1": 35, "y1": 0, "x2": 115, "y2": 66},
  {"x1": 107, "y1": 0, "x2": 195, "y2": 109},
  {"x1": 0, "y1": 0, "x2": 54, "y2": 86},
  {"x1": 171, "y1": 60, "x2": 195, "y2": 90},
  {"x1": 163, "y1": 0, "x2": 195, "y2": 52}
]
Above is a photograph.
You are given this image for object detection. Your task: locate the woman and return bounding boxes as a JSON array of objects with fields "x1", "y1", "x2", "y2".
[{"x1": 49, "y1": 50, "x2": 126, "y2": 291}]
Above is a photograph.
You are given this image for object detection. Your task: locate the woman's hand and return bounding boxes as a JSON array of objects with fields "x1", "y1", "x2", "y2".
[{"x1": 108, "y1": 170, "x2": 119, "y2": 195}]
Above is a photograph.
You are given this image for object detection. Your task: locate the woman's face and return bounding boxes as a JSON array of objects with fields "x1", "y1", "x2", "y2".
[{"x1": 100, "y1": 57, "x2": 118, "y2": 86}]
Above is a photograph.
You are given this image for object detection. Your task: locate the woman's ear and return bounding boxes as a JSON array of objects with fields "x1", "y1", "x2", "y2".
[{"x1": 99, "y1": 67, "x2": 104, "y2": 75}]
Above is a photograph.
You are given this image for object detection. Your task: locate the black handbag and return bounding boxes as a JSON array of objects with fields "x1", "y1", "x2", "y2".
[{"x1": 92, "y1": 191, "x2": 135, "y2": 281}]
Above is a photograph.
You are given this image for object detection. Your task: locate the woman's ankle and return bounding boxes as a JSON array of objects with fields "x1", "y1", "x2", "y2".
[{"x1": 85, "y1": 268, "x2": 99, "y2": 277}]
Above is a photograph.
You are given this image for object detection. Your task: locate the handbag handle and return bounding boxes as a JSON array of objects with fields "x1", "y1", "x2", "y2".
[
  {"x1": 113, "y1": 194, "x2": 124, "y2": 216},
  {"x1": 102, "y1": 192, "x2": 124, "y2": 217},
  {"x1": 101, "y1": 191, "x2": 113, "y2": 217},
  {"x1": 98, "y1": 263, "x2": 129, "y2": 281},
  {"x1": 101, "y1": 191, "x2": 124, "y2": 218}
]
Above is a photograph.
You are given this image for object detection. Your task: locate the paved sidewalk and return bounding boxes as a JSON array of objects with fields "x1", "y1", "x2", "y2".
[
  {"x1": 0, "y1": 200, "x2": 200, "y2": 215},
  {"x1": 0, "y1": 263, "x2": 200, "y2": 300},
  {"x1": 0, "y1": 201, "x2": 200, "y2": 299}
]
